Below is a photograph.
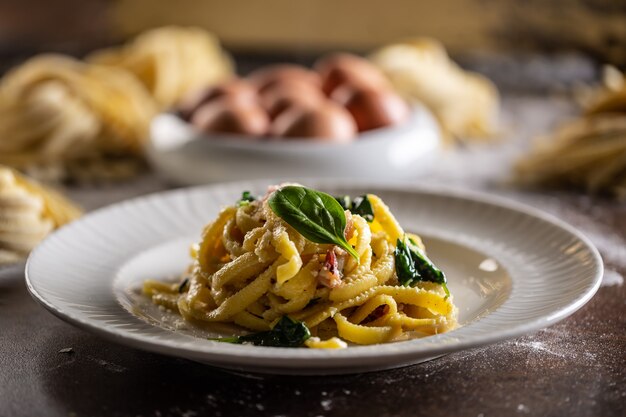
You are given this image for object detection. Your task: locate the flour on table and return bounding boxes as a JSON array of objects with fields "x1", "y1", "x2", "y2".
[{"x1": 602, "y1": 269, "x2": 624, "y2": 287}]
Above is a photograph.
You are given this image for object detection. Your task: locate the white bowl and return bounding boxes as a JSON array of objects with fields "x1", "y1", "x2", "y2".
[{"x1": 146, "y1": 107, "x2": 440, "y2": 185}]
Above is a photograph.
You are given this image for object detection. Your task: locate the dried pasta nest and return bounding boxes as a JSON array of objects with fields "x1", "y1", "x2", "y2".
[
  {"x1": 0, "y1": 26, "x2": 233, "y2": 182},
  {"x1": 0, "y1": 166, "x2": 81, "y2": 264},
  {"x1": 369, "y1": 38, "x2": 500, "y2": 143},
  {"x1": 0, "y1": 54, "x2": 157, "y2": 182},
  {"x1": 88, "y1": 26, "x2": 234, "y2": 109},
  {"x1": 515, "y1": 67, "x2": 626, "y2": 199}
]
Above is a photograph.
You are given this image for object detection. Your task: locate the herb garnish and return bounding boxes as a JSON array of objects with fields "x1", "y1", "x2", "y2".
[
  {"x1": 268, "y1": 186, "x2": 359, "y2": 262},
  {"x1": 335, "y1": 195, "x2": 374, "y2": 222},
  {"x1": 394, "y1": 237, "x2": 450, "y2": 297},
  {"x1": 237, "y1": 191, "x2": 256, "y2": 207},
  {"x1": 210, "y1": 316, "x2": 311, "y2": 347}
]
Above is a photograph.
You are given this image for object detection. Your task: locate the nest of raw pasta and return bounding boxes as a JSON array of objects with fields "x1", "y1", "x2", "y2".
[
  {"x1": 144, "y1": 186, "x2": 457, "y2": 348},
  {"x1": 515, "y1": 66, "x2": 626, "y2": 198},
  {"x1": 0, "y1": 26, "x2": 233, "y2": 182},
  {"x1": 0, "y1": 166, "x2": 81, "y2": 264}
]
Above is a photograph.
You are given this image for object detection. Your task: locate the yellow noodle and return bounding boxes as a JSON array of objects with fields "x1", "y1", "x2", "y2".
[
  {"x1": 222, "y1": 217, "x2": 244, "y2": 257},
  {"x1": 272, "y1": 224, "x2": 303, "y2": 285},
  {"x1": 304, "y1": 337, "x2": 347, "y2": 349},
  {"x1": 144, "y1": 189, "x2": 458, "y2": 348},
  {"x1": 344, "y1": 215, "x2": 372, "y2": 274},
  {"x1": 211, "y1": 252, "x2": 266, "y2": 294},
  {"x1": 143, "y1": 279, "x2": 178, "y2": 296},
  {"x1": 349, "y1": 294, "x2": 398, "y2": 324},
  {"x1": 368, "y1": 194, "x2": 404, "y2": 243},
  {"x1": 233, "y1": 311, "x2": 271, "y2": 331},
  {"x1": 334, "y1": 313, "x2": 402, "y2": 345}
]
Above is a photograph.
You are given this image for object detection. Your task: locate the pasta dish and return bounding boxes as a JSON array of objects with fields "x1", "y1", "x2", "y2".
[{"x1": 144, "y1": 184, "x2": 457, "y2": 348}]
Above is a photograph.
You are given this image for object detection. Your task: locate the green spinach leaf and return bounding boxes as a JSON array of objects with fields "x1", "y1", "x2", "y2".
[
  {"x1": 335, "y1": 195, "x2": 352, "y2": 211},
  {"x1": 334, "y1": 194, "x2": 374, "y2": 222},
  {"x1": 394, "y1": 237, "x2": 450, "y2": 297},
  {"x1": 237, "y1": 191, "x2": 256, "y2": 207},
  {"x1": 394, "y1": 238, "x2": 419, "y2": 286},
  {"x1": 269, "y1": 186, "x2": 359, "y2": 261},
  {"x1": 351, "y1": 195, "x2": 374, "y2": 222},
  {"x1": 210, "y1": 316, "x2": 311, "y2": 347}
]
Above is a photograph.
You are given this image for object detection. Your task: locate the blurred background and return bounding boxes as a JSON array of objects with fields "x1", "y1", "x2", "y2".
[
  {"x1": 0, "y1": 0, "x2": 625, "y2": 260},
  {"x1": 1, "y1": 0, "x2": 624, "y2": 80}
]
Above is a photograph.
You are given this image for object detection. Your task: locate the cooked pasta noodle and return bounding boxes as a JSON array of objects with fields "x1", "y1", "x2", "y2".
[{"x1": 144, "y1": 185, "x2": 457, "y2": 347}]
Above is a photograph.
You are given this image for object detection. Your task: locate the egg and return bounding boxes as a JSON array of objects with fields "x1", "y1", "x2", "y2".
[
  {"x1": 177, "y1": 79, "x2": 257, "y2": 121},
  {"x1": 314, "y1": 53, "x2": 391, "y2": 95},
  {"x1": 191, "y1": 97, "x2": 269, "y2": 137},
  {"x1": 270, "y1": 101, "x2": 357, "y2": 142},
  {"x1": 260, "y1": 79, "x2": 325, "y2": 119},
  {"x1": 332, "y1": 86, "x2": 409, "y2": 131},
  {"x1": 247, "y1": 64, "x2": 322, "y2": 93}
]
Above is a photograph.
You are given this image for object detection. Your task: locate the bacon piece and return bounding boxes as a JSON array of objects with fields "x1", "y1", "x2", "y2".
[
  {"x1": 317, "y1": 248, "x2": 343, "y2": 288},
  {"x1": 333, "y1": 246, "x2": 347, "y2": 271}
]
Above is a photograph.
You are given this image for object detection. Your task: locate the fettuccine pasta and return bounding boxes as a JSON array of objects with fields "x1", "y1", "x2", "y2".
[{"x1": 144, "y1": 185, "x2": 457, "y2": 348}]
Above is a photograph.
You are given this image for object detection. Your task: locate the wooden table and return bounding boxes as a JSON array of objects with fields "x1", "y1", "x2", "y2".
[{"x1": 0, "y1": 92, "x2": 624, "y2": 417}]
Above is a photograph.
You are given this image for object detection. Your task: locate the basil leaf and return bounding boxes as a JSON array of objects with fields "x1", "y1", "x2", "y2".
[
  {"x1": 268, "y1": 186, "x2": 359, "y2": 261},
  {"x1": 210, "y1": 316, "x2": 311, "y2": 347},
  {"x1": 237, "y1": 191, "x2": 256, "y2": 207},
  {"x1": 351, "y1": 195, "x2": 374, "y2": 222},
  {"x1": 395, "y1": 237, "x2": 450, "y2": 297}
]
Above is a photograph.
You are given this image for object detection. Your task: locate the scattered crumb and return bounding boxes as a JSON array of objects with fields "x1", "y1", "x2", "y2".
[
  {"x1": 320, "y1": 399, "x2": 333, "y2": 411},
  {"x1": 58, "y1": 347, "x2": 74, "y2": 354}
]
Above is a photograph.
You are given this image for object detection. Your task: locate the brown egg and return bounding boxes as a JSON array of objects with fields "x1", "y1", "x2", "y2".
[
  {"x1": 314, "y1": 53, "x2": 391, "y2": 95},
  {"x1": 333, "y1": 86, "x2": 409, "y2": 131},
  {"x1": 247, "y1": 64, "x2": 322, "y2": 93},
  {"x1": 260, "y1": 79, "x2": 325, "y2": 119},
  {"x1": 191, "y1": 97, "x2": 269, "y2": 137},
  {"x1": 270, "y1": 101, "x2": 357, "y2": 142},
  {"x1": 177, "y1": 79, "x2": 258, "y2": 121}
]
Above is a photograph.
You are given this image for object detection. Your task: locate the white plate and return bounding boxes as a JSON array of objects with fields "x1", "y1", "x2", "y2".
[
  {"x1": 26, "y1": 181, "x2": 603, "y2": 375},
  {"x1": 147, "y1": 107, "x2": 440, "y2": 185}
]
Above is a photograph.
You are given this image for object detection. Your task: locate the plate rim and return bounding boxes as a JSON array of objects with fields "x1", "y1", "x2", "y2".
[{"x1": 25, "y1": 180, "x2": 604, "y2": 369}]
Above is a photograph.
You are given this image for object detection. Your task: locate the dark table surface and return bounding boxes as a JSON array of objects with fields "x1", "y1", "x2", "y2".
[{"x1": 1, "y1": 89, "x2": 625, "y2": 417}]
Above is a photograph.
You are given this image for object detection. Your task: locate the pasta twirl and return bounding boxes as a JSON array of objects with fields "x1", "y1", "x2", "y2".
[{"x1": 144, "y1": 185, "x2": 458, "y2": 347}]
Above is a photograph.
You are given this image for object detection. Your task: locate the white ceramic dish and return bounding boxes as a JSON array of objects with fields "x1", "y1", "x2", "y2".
[
  {"x1": 26, "y1": 180, "x2": 602, "y2": 375},
  {"x1": 147, "y1": 107, "x2": 440, "y2": 185}
]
